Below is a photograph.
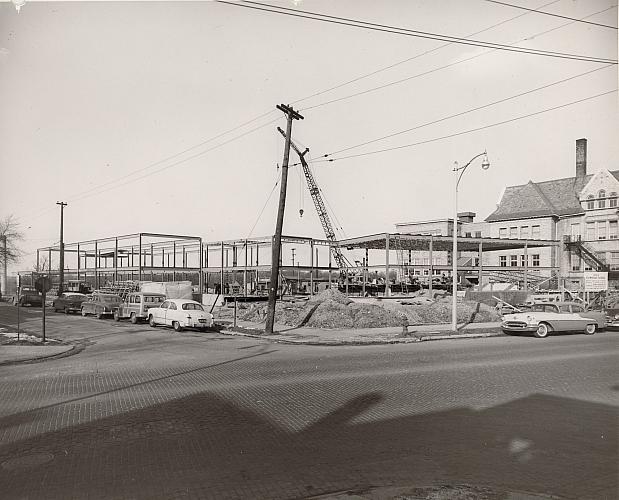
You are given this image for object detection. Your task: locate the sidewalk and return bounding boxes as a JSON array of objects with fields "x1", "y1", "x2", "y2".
[
  {"x1": 0, "y1": 344, "x2": 75, "y2": 364},
  {"x1": 221, "y1": 320, "x2": 504, "y2": 345}
]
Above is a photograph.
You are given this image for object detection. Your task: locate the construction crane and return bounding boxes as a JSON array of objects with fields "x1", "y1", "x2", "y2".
[{"x1": 277, "y1": 127, "x2": 351, "y2": 277}]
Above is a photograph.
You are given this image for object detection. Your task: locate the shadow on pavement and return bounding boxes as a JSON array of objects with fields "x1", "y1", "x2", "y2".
[{"x1": 0, "y1": 388, "x2": 615, "y2": 499}]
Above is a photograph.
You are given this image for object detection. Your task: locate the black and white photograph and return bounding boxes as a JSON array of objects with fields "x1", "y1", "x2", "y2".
[{"x1": 0, "y1": 1, "x2": 617, "y2": 499}]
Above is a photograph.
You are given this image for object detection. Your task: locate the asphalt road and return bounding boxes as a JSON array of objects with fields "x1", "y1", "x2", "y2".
[{"x1": 0, "y1": 303, "x2": 617, "y2": 500}]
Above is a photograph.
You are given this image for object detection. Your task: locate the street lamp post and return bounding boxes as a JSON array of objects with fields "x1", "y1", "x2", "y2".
[{"x1": 452, "y1": 151, "x2": 490, "y2": 332}]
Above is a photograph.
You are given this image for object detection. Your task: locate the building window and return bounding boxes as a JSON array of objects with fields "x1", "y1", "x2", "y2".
[
  {"x1": 586, "y1": 195, "x2": 595, "y2": 210},
  {"x1": 571, "y1": 253, "x2": 581, "y2": 271},
  {"x1": 509, "y1": 227, "x2": 518, "y2": 239},
  {"x1": 475, "y1": 231, "x2": 482, "y2": 238},
  {"x1": 465, "y1": 232, "x2": 472, "y2": 238},
  {"x1": 598, "y1": 190, "x2": 606, "y2": 208},
  {"x1": 520, "y1": 226, "x2": 529, "y2": 239},
  {"x1": 598, "y1": 221, "x2": 607, "y2": 240},
  {"x1": 519, "y1": 254, "x2": 527, "y2": 267},
  {"x1": 510, "y1": 255, "x2": 518, "y2": 266},
  {"x1": 532, "y1": 254, "x2": 540, "y2": 267},
  {"x1": 610, "y1": 252, "x2": 619, "y2": 271},
  {"x1": 586, "y1": 222, "x2": 595, "y2": 240},
  {"x1": 531, "y1": 225, "x2": 541, "y2": 239},
  {"x1": 610, "y1": 220, "x2": 618, "y2": 240},
  {"x1": 500, "y1": 256, "x2": 507, "y2": 267},
  {"x1": 570, "y1": 223, "x2": 580, "y2": 239},
  {"x1": 499, "y1": 227, "x2": 507, "y2": 239},
  {"x1": 610, "y1": 192, "x2": 618, "y2": 208}
]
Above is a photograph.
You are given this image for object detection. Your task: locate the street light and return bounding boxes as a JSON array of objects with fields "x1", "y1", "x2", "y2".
[{"x1": 452, "y1": 151, "x2": 490, "y2": 331}]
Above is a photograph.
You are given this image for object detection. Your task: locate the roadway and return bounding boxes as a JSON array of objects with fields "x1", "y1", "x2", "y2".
[{"x1": 0, "y1": 303, "x2": 616, "y2": 499}]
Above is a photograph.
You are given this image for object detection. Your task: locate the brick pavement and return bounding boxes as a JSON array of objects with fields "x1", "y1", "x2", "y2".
[{"x1": 0, "y1": 303, "x2": 616, "y2": 499}]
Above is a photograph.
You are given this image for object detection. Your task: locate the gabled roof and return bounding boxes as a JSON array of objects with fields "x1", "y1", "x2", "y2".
[{"x1": 485, "y1": 170, "x2": 619, "y2": 222}]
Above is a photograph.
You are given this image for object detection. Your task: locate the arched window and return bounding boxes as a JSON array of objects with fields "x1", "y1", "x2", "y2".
[
  {"x1": 598, "y1": 190, "x2": 606, "y2": 208},
  {"x1": 586, "y1": 194, "x2": 595, "y2": 210},
  {"x1": 610, "y1": 192, "x2": 618, "y2": 208}
]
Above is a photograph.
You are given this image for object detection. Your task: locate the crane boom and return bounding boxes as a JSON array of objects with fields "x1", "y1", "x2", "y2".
[{"x1": 277, "y1": 127, "x2": 350, "y2": 273}]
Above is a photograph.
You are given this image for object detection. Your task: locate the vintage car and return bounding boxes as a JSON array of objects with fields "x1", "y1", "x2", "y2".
[
  {"x1": 13, "y1": 286, "x2": 43, "y2": 307},
  {"x1": 53, "y1": 292, "x2": 88, "y2": 314},
  {"x1": 605, "y1": 299, "x2": 619, "y2": 330},
  {"x1": 114, "y1": 292, "x2": 166, "y2": 324},
  {"x1": 502, "y1": 301, "x2": 606, "y2": 338},
  {"x1": 147, "y1": 299, "x2": 214, "y2": 332},
  {"x1": 81, "y1": 292, "x2": 122, "y2": 319}
]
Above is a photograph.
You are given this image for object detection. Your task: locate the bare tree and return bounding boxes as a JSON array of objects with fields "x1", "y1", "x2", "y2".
[
  {"x1": 1, "y1": 215, "x2": 24, "y2": 298},
  {"x1": 0, "y1": 215, "x2": 24, "y2": 267}
]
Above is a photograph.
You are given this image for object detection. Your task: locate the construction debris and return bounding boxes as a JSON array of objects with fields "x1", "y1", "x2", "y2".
[{"x1": 238, "y1": 289, "x2": 501, "y2": 328}]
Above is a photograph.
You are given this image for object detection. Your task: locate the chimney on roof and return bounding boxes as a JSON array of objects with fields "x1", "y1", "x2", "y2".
[
  {"x1": 576, "y1": 138, "x2": 587, "y2": 178},
  {"x1": 457, "y1": 212, "x2": 475, "y2": 223}
]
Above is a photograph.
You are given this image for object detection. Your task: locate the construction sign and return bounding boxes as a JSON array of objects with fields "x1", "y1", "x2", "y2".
[{"x1": 584, "y1": 272, "x2": 608, "y2": 292}]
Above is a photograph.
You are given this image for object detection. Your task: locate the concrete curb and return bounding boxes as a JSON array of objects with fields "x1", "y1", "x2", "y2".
[
  {"x1": 220, "y1": 328, "x2": 504, "y2": 345},
  {"x1": 0, "y1": 342, "x2": 82, "y2": 367}
]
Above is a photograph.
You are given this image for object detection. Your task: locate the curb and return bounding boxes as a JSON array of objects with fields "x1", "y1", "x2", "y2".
[
  {"x1": 220, "y1": 328, "x2": 503, "y2": 345},
  {"x1": 0, "y1": 342, "x2": 83, "y2": 367}
]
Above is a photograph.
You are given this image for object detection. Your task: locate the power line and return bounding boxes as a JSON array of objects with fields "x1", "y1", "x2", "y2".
[
  {"x1": 483, "y1": 0, "x2": 618, "y2": 29},
  {"x1": 16, "y1": 116, "x2": 281, "y2": 225},
  {"x1": 218, "y1": 1, "x2": 617, "y2": 64},
  {"x1": 299, "y1": 5, "x2": 618, "y2": 112},
  {"x1": 289, "y1": 0, "x2": 564, "y2": 107},
  {"x1": 320, "y1": 65, "x2": 613, "y2": 157},
  {"x1": 307, "y1": 90, "x2": 617, "y2": 164}
]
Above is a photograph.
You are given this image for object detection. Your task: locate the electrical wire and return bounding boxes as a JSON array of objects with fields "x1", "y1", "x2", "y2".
[
  {"x1": 246, "y1": 173, "x2": 281, "y2": 239},
  {"x1": 16, "y1": 116, "x2": 281, "y2": 226},
  {"x1": 307, "y1": 89, "x2": 617, "y2": 164},
  {"x1": 218, "y1": 1, "x2": 617, "y2": 64},
  {"x1": 289, "y1": 0, "x2": 564, "y2": 107},
  {"x1": 321, "y1": 64, "x2": 614, "y2": 157},
  {"x1": 483, "y1": 0, "x2": 618, "y2": 29},
  {"x1": 299, "y1": 5, "x2": 618, "y2": 112}
]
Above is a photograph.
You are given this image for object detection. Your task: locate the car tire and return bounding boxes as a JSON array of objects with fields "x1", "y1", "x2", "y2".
[
  {"x1": 534, "y1": 322, "x2": 551, "y2": 338},
  {"x1": 173, "y1": 321, "x2": 182, "y2": 332},
  {"x1": 95, "y1": 311, "x2": 103, "y2": 320},
  {"x1": 584, "y1": 323, "x2": 596, "y2": 335},
  {"x1": 130, "y1": 313, "x2": 138, "y2": 324},
  {"x1": 149, "y1": 315, "x2": 157, "y2": 328},
  {"x1": 64, "y1": 306, "x2": 70, "y2": 314},
  {"x1": 81, "y1": 308, "x2": 87, "y2": 317},
  {"x1": 114, "y1": 311, "x2": 120, "y2": 322}
]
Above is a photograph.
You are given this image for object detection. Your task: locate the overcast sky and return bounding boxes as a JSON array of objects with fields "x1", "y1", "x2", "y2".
[{"x1": 1, "y1": 0, "x2": 617, "y2": 272}]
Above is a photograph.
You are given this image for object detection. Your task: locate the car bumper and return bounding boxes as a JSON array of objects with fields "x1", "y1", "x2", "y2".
[
  {"x1": 184, "y1": 319, "x2": 213, "y2": 328},
  {"x1": 501, "y1": 321, "x2": 538, "y2": 333}
]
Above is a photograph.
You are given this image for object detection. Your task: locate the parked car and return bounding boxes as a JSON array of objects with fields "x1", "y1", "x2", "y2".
[
  {"x1": 13, "y1": 286, "x2": 43, "y2": 307},
  {"x1": 114, "y1": 292, "x2": 166, "y2": 324},
  {"x1": 147, "y1": 299, "x2": 214, "y2": 332},
  {"x1": 53, "y1": 292, "x2": 88, "y2": 314},
  {"x1": 81, "y1": 292, "x2": 122, "y2": 319},
  {"x1": 502, "y1": 301, "x2": 606, "y2": 338},
  {"x1": 605, "y1": 299, "x2": 619, "y2": 330}
]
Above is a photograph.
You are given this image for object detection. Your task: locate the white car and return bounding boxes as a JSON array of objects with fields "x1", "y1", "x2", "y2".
[
  {"x1": 502, "y1": 302, "x2": 605, "y2": 338},
  {"x1": 147, "y1": 299, "x2": 214, "y2": 332}
]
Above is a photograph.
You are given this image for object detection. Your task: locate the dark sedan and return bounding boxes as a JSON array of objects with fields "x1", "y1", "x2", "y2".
[
  {"x1": 53, "y1": 292, "x2": 89, "y2": 314},
  {"x1": 81, "y1": 292, "x2": 122, "y2": 319}
]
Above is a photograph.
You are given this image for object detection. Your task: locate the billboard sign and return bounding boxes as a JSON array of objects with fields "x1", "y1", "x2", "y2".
[{"x1": 583, "y1": 272, "x2": 608, "y2": 292}]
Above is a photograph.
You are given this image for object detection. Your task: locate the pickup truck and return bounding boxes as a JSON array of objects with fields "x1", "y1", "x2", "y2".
[{"x1": 14, "y1": 286, "x2": 43, "y2": 307}]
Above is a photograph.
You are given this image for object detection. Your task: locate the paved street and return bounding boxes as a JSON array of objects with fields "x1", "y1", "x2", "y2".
[{"x1": 0, "y1": 304, "x2": 617, "y2": 499}]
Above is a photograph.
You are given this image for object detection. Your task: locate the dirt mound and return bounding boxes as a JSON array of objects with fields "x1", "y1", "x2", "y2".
[{"x1": 237, "y1": 295, "x2": 500, "y2": 329}]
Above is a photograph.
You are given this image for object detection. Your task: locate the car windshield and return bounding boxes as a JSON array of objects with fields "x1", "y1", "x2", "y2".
[
  {"x1": 66, "y1": 293, "x2": 87, "y2": 299},
  {"x1": 182, "y1": 303, "x2": 204, "y2": 311}
]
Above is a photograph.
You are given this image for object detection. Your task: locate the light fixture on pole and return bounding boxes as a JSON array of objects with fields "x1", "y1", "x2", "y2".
[{"x1": 452, "y1": 151, "x2": 490, "y2": 332}]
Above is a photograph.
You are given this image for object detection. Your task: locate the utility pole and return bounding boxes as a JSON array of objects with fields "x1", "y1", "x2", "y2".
[
  {"x1": 56, "y1": 202, "x2": 67, "y2": 293},
  {"x1": 265, "y1": 104, "x2": 303, "y2": 334}
]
